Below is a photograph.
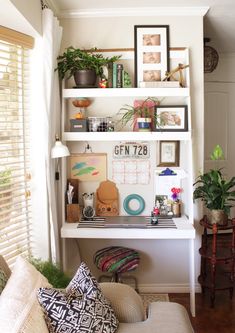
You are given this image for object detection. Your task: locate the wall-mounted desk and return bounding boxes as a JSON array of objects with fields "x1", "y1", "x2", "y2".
[{"x1": 61, "y1": 216, "x2": 196, "y2": 316}]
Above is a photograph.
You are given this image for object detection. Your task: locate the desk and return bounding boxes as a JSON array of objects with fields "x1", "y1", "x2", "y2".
[{"x1": 61, "y1": 216, "x2": 196, "y2": 316}]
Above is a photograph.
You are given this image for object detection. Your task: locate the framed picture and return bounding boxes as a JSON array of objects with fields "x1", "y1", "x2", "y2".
[
  {"x1": 69, "y1": 153, "x2": 107, "y2": 182},
  {"x1": 134, "y1": 25, "x2": 170, "y2": 87},
  {"x1": 155, "y1": 105, "x2": 188, "y2": 132},
  {"x1": 158, "y1": 141, "x2": 180, "y2": 167}
]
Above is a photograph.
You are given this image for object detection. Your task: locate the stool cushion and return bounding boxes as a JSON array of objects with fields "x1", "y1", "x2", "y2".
[{"x1": 94, "y1": 246, "x2": 140, "y2": 273}]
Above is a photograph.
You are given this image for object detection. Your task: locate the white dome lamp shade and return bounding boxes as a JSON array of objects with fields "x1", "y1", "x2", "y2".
[
  {"x1": 51, "y1": 135, "x2": 70, "y2": 180},
  {"x1": 51, "y1": 135, "x2": 70, "y2": 159}
]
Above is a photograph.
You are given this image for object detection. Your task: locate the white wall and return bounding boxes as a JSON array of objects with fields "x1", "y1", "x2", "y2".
[
  {"x1": 205, "y1": 53, "x2": 235, "y2": 83},
  {"x1": 10, "y1": 0, "x2": 42, "y2": 35},
  {"x1": 1, "y1": 0, "x2": 41, "y2": 37},
  {"x1": 60, "y1": 14, "x2": 204, "y2": 291}
]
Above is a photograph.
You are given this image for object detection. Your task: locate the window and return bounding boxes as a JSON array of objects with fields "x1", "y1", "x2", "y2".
[{"x1": 0, "y1": 26, "x2": 34, "y2": 266}]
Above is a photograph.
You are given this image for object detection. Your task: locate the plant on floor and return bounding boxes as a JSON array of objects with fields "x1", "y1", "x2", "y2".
[
  {"x1": 56, "y1": 46, "x2": 121, "y2": 86},
  {"x1": 29, "y1": 257, "x2": 71, "y2": 288},
  {"x1": 193, "y1": 144, "x2": 235, "y2": 224}
]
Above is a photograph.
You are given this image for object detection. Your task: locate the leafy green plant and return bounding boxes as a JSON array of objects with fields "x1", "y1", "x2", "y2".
[
  {"x1": 193, "y1": 145, "x2": 235, "y2": 215},
  {"x1": 29, "y1": 257, "x2": 71, "y2": 288},
  {"x1": 56, "y1": 46, "x2": 121, "y2": 80},
  {"x1": 118, "y1": 97, "x2": 161, "y2": 128}
]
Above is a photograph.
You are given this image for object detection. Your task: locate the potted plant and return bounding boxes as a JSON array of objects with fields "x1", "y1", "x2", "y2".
[
  {"x1": 193, "y1": 145, "x2": 235, "y2": 225},
  {"x1": 56, "y1": 46, "x2": 120, "y2": 87},
  {"x1": 118, "y1": 97, "x2": 161, "y2": 131}
]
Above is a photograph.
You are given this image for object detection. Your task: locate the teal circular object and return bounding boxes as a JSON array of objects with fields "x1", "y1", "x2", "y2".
[{"x1": 123, "y1": 194, "x2": 145, "y2": 215}]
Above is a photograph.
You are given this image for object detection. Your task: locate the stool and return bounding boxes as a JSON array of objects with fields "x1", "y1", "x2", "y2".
[{"x1": 94, "y1": 246, "x2": 140, "y2": 292}]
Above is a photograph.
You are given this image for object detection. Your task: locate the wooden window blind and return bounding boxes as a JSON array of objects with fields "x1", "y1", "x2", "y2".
[{"x1": 0, "y1": 28, "x2": 33, "y2": 266}]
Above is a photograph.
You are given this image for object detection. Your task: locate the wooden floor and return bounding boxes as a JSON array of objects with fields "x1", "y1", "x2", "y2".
[{"x1": 169, "y1": 291, "x2": 235, "y2": 333}]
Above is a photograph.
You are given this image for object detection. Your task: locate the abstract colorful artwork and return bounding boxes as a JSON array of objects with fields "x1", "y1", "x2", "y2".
[{"x1": 69, "y1": 153, "x2": 107, "y2": 182}]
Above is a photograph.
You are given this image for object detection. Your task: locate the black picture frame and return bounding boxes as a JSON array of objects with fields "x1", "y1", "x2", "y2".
[
  {"x1": 155, "y1": 105, "x2": 188, "y2": 132},
  {"x1": 134, "y1": 25, "x2": 170, "y2": 88}
]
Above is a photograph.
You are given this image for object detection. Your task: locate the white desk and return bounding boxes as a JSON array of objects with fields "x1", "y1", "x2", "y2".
[{"x1": 61, "y1": 216, "x2": 196, "y2": 316}]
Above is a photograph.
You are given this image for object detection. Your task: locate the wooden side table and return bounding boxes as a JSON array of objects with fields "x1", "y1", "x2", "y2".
[{"x1": 198, "y1": 215, "x2": 235, "y2": 307}]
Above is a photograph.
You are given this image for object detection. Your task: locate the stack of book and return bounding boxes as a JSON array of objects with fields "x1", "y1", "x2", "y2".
[{"x1": 107, "y1": 62, "x2": 131, "y2": 88}]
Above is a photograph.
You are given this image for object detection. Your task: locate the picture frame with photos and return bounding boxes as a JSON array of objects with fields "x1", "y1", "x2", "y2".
[
  {"x1": 155, "y1": 105, "x2": 188, "y2": 132},
  {"x1": 158, "y1": 140, "x2": 180, "y2": 167},
  {"x1": 134, "y1": 25, "x2": 170, "y2": 87}
]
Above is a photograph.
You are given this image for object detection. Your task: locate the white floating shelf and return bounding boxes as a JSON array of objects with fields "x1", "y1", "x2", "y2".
[
  {"x1": 63, "y1": 87, "x2": 190, "y2": 98},
  {"x1": 62, "y1": 131, "x2": 191, "y2": 141},
  {"x1": 61, "y1": 215, "x2": 195, "y2": 239}
]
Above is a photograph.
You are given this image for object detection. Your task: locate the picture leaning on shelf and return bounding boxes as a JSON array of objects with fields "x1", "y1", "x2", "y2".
[{"x1": 154, "y1": 105, "x2": 188, "y2": 132}]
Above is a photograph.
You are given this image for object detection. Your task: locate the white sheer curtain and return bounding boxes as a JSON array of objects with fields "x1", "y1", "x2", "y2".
[{"x1": 42, "y1": 8, "x2": 63, "y2": 262}]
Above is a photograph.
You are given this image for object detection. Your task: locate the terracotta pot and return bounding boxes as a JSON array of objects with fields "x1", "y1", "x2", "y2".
[{"x1": 210, "y1": 209, "x2": 228, "y2": 225}]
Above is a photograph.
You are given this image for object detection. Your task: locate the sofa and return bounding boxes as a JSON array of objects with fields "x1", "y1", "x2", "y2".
[{"x1": 0, "y1": 255, "x2": 194, "y2": 333}]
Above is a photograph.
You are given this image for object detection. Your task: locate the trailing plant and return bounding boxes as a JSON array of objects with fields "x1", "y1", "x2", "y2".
[
  {"x1": 118, "y1": 97, "x2": 161, "y2": 128},
  {"x1": 193, "y1": 145, "x2": 235, "y2": 215},
  {"x1": 56, "y1": 46, "x2": 121, "y2": 80},
  {"x1": 29, "y1": 257, "x2": 71, "y2": 288}
]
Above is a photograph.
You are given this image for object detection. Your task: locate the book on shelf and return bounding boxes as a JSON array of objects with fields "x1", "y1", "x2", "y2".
[
  {"x1": 107, "y1": 62, "x2": 113, "y2": 88},
  {"x1": 116, "y1": 63, "x2": 123, "y2": 88},
  {"x1": 112, "y1": 63, "x2": 117, "y2": 88},
  {"x1": 108, "y1": 63, "x2": 131, "y2": 88},
  {"x1": 139, "y1": 81, "x2": 181, "y2": 88}
]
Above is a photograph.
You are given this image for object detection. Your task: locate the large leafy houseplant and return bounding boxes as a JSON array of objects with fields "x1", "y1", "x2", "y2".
[
  {"x1": 193, "y1": 145, "x2": 235, "y2": 224},
  {"x1": 119, "y1": 97, "x2": 161, "y2": 131},
  {"x1": 56, "y1": 46, "x2": 120, "y2": 86}
]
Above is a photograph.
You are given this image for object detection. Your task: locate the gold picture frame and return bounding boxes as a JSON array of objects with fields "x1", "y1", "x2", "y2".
[{"x1": 158, "y1": 141, "x2": 180, "y2": 167}]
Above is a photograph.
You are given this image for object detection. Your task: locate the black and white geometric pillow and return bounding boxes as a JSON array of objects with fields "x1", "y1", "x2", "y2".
[
  {"x1": 66, "y1": 261, "x2": 100, "y2": 298},
  {"x1": 37, "y1": 262, "x2": 119, "y2": 333},
  {"x1": 66, "y1": 262, "x2": 119, "y2": 331}
]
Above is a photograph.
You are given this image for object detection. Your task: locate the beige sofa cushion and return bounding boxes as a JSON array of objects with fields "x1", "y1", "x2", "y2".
[
  {"x1": 0, "y1": 256, "x2": 51, "y2": 333},
  {"x1": 100, "y1": 282, "x2": 145, "y2": 323}
]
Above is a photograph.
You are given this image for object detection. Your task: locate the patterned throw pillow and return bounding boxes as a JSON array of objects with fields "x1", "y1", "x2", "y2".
[
  {"x1": 0, "y1": 269, "x2": 8, "y2": 295},
  {"x1": 37, "y1": 262, "x2": 119, "y2": 333}
]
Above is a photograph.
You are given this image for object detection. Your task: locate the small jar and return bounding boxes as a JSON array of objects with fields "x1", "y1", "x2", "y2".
[
  {"x1": 107, "y1": 120, "x2": 115, "y2": 131},
  {"x1": 172, "y1": 202, "x2": 181, "y2": 217}
]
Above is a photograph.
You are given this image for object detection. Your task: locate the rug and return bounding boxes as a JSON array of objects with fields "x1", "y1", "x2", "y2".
[{"x1": 140, "y1": 293, "x2": 169, "y2": 313}]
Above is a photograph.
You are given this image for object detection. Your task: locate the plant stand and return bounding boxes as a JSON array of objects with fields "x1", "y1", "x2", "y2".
[{"x1": 198, "y1": 215, "x2": 235, "y2": 307}]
